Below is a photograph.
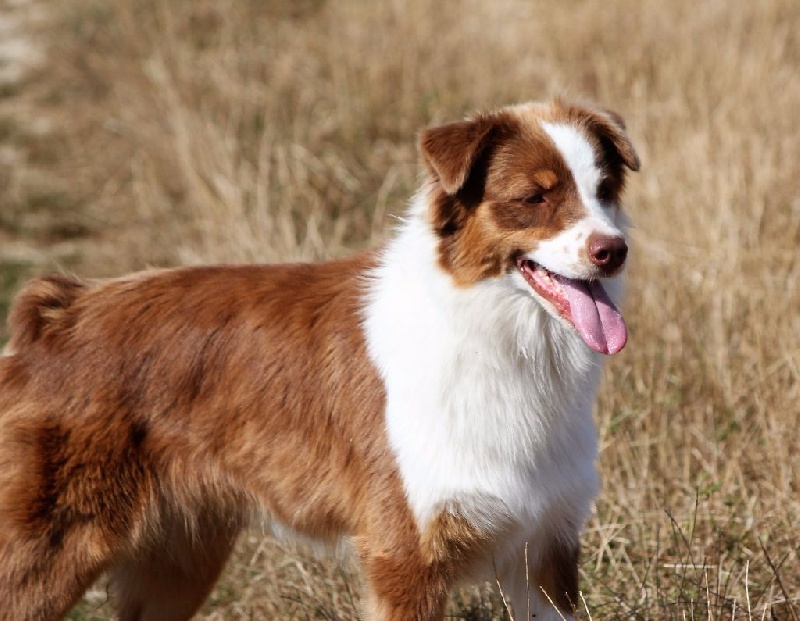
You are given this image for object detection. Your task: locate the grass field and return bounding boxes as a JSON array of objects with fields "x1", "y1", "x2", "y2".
[{"x1": 1, "y1": 0, "x2": 798, "y2": 618}]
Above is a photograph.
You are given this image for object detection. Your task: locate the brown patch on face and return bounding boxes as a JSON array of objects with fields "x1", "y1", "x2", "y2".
[
  {"x1": 533, "y1": 169, "x2": 558, "y2": 190},
  {"x1": 423, "y1": 108, "x2": 588, "y2": 287},
  {"x1": 483, "y1": 121, "x2": 586, "y2": 233},
  {"x1": 423, "y1": 101, "x2": 640, "y2": 287}
]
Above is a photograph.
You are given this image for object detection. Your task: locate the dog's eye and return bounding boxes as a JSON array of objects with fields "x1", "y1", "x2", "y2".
[
  {"x1": 597, "y1": 179, "x2": 615, "y2": 202},
  {"x1": 523, "y1": 193, "x2": 546, "y2": 205}
]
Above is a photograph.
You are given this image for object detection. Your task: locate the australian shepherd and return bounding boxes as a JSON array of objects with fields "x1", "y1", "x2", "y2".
[{"x1": 0, "y1": 99, "x2": 639, "y2": 620}]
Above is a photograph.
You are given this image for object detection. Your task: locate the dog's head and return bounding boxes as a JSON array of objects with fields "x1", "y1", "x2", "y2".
[{"x1": 420, "y1": 99, "x2": 640, "y2": 355}]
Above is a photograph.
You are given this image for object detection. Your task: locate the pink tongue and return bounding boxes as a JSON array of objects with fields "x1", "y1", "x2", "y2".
[{"x1": 554, "y1": 276, "x2": 627, "y2": 355}]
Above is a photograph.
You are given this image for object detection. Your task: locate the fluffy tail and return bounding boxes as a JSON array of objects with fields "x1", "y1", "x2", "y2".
[{"x1": 5, "y1": 274, "x2": 87, "y2": 354}]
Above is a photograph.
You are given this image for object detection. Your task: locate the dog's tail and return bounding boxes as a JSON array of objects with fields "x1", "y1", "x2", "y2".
[{"x1": 4, "y1": 274, "x2": 88, "y2": 354}]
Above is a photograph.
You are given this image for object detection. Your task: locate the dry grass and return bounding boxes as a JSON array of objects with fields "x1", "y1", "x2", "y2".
[{"x1": 1, "y1": 0, "x2": 799, "y2": 618}]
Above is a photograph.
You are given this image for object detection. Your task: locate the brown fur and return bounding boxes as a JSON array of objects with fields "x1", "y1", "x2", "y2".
[
  {"x1": 0, "y1": 100, "x2": 637, "y2": 620},
  {"x1": 0, "y1": 259, "x2": 502, "y2": 620},
  {"x1": 4, "y1": 274, "x2": 87, "y2": 354},
  {"x1": 533, "y1": 540, "x2": 580, "y2": 614}
]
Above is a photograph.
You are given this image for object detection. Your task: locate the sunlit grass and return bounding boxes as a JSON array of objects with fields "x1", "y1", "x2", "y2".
[{"x1": 1, "y1": 0, "x2": 798, "y2": 618}]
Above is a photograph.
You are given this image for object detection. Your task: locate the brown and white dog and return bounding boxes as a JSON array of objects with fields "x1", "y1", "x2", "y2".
[{"x1": 0, "y1": 99, "x2": 639, "y2": 621}]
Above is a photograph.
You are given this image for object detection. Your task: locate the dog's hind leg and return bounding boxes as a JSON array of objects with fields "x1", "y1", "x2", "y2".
[
  {"x1": 110, "y1": 509, "x2": 242, "y2": 621},
  {"x1": 0, "y1": 503, "x2": 119, "y2": 621},
  {"x1": 0, "y1": 407, "x2": 153, "y2": 620}
]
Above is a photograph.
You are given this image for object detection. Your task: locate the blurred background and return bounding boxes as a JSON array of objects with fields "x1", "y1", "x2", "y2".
[{"x1": 0, "y1": 0, "x2": 798, "y2": 618}]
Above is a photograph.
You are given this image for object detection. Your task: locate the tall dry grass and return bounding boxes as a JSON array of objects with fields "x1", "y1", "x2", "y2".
[{"x1": 2, "y1": 0, "x2": 799, "y2": 618}]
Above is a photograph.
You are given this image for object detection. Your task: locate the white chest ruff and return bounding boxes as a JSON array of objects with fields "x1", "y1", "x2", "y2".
[{"x1": 364, "y1": 216, "x2": 604, "y2": 546}]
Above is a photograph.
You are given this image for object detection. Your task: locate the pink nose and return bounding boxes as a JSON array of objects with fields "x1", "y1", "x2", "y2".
[{"x1": 587, "y1": 233, "x2": 627, "y2": 272}]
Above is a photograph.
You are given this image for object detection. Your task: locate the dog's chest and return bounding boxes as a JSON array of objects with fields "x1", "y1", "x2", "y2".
[{"x1": 366, "y1": 281, "x2": 600, "y2": 533}]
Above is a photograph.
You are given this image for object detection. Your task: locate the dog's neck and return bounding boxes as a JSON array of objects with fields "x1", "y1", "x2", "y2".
[
  {"x1": 366, "y1": 187, "x2": 604, "y2": 421},
  {"x1": 364, "y1": 188, "x2": 605, "y2": 529}
]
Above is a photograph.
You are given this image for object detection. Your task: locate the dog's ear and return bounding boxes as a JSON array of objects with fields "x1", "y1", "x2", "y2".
[
  {"x1": 560, "y1": 100, "x2": 641, "y2": 172},
  {"x1": 419, "y1": 116, "x2": 497, "y2": 195},
  {"x1": 593, "y1": 107, "x2": 640, "y2": 172}
]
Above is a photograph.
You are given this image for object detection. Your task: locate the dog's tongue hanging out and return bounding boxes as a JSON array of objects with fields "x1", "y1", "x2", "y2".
[
  {"x1": 518, "y1": 260, "x2": 628, "y2": 356},
  {"x1": 555, "y1": 276, "x2": 627, "y2": 355}
]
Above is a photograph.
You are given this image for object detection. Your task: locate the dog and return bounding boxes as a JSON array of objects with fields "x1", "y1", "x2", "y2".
[{"x1": 0, "y1": 98, "x2": 639, "y2": 621}]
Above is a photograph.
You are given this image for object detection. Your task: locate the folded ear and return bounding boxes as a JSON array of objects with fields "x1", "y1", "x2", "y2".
[
  {"x1": 560, "y1": 100, "x2": 641, "y2": 172},
  {"x1": 419, "y1": 116, "x2": 496, "y2": 195},
  {"x1": 589, "y1": 107, "x2": 641, "y2": 172},
  {"x1": 595, "y1": 107, "x2": 641, "y2": 172}
]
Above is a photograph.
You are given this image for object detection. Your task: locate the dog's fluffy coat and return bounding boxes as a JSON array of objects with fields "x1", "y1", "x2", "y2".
[{"x1": 0, "y1": 99, "x2": 638, "y2": 620}]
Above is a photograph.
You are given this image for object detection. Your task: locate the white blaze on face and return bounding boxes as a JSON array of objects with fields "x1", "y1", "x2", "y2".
[
  {"x1": 511, "y1": 119, "x2": 629, "y2": 355},
  {"x1": 531, "y1": 122, "x2": 623, "y2": 279}
]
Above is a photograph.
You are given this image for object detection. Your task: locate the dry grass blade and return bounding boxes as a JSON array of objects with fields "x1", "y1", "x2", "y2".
[
  {"x1": 0, "y1": 0, "x2": 798, "y2": 618},
  {"x1": 757, "y1": 538, "x2": 799, "y2": 621}
]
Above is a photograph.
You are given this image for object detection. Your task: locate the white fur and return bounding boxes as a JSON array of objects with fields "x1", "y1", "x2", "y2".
[
  {"x1": 364, "y1": 187, "x2": 608, "y2": 619},
  {"x1": 532, "y1": 122, "x2": 624, "y2": 280}
]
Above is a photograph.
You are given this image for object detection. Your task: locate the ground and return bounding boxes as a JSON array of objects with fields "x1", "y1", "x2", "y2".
[{"x1": 0, "y1": 0, "x2": 798, "y2": 619}]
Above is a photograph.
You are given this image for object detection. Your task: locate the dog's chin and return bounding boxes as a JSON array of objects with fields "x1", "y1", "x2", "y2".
[{"x1": 514, "y1": 258, "x2": 628, "y2": 355}]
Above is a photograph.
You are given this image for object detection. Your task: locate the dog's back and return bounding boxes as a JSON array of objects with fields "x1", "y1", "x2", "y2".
[
  {"x1": 0, "y1": 99, "x2": 638, "y2": 621},
  {"x1": 0, "y1": 259, "x2": 412, "y2": 620}
]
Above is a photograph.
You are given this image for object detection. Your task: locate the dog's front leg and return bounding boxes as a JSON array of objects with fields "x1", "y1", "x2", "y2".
[
  {"x1": 496, "y1": 535, "x2": 580, "y2": 621},
  {"x1": 357, "y1": 494, "x2": 514, "y2": 621}
]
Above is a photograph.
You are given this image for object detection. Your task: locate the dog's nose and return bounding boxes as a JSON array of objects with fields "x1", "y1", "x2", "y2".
[{"x1": 587, "y1": 233, "x2": 628, "y2": 272}]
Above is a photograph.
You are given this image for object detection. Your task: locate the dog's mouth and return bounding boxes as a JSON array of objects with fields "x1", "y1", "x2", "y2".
[{"x1": 516, "y1": 259, "x2": 627, "y2": 355}]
